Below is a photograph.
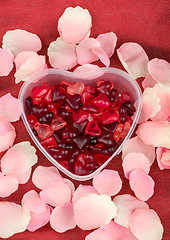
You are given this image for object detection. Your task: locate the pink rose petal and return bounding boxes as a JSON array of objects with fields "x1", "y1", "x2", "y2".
[
  {"x1": 48, "y1": 37, "x2": 77, "y2": 70},
  {"x1": 122, "y1": 136, "x2": 155, "y2": 165},
  {"x1": 74, "y1": 193, "x2": 117, "y2": 230},
  {"x1": 92, "y1": 47, "x2": 110, "y2": 67},
  {"x1": 74, "y1": 64, "x2": 100, "y2": 73},
  {"x1": 156, "y1": 147, "x2": 170, "y2": 170},
  {"x1": 50, "y1": 203, "x2": 76, "y2": 233},
  {"x1": 122, "y1": 153, "x2": 150, "y2": 179},
  {"x1": 142, "y1": 74, "x2": 157, "y2": 89},
  {"x1": 76, "y1": 38, "x2": 100, "y2": 65},
  {"x1": 92, "y1": 170, "x2": 122, "y2": 196},
  {"x1": 0, "y1": 115, "x2": 16, "y2": 153},
  {"x1": 0, "y1": 202, "x2": 30, "y2": 238},
  {"x1": 136, "y1": 121, "x2": 170, "y2": 148},
  {"x1": 32, "y1": 165, "x2": 62, "y2": 190},
  {"x1": 14, "y1": 51, "x2": 37, "y2": 71},
  {"x1": 117, "y1": 42, "x2": 149, "y2": 79},
  {"x1": 72, "y1": 184, "x2": 97, "y2": 204},
  {"x1": 0, "y1": 48, "x2": 14, "y2": 76},
  {"x1": 129, "y1": 209, "x2": 164, "y2": 240},
  {"x1": 17, "y1": 168, "x2": 32, "y2": 184},
  {"x1": 2, "y1": 29, "x2": 42, "y2": 56},
  {"x1": 1, "y1": 141, "x2": 37, "y2": 179},
  {"x1": 40, "y1": 180, "x2": 72, "y2": 207},
  {"x1": 96, "y1": 32, "x2": 117, "y2": 58},
  {"x1": 129, "y1": 169, "x2": 155, "y2": 201},
  {"x1": 0, "y1": 173, "x2": 18, "y2": 197},
  {"x1": 113, "y1": 194, "x2": 149, "y2": 228},
  {"x1": 0, "y1": 93, "x2": 22, "y2": 122},
  {"x1": 125, "y1": 228, "x2": 138, "y2": 240},
  {"x1": 58, "y1": 6, "x2": 92, "y2": 44},
  {"x1": 63, "y1": 178, "x2": 75, "y2": 196},
  {"x1": 14, "y1": 54, "x2": 46, "y2": 83},
  {"x1": 85, "y1": 228, "x2": 113, "y2": 240}
]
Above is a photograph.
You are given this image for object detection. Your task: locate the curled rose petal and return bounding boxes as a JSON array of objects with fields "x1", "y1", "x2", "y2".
[
  {"x1": 2, "y1": 29, "x2": 42, "y2": 56},
  {"x1": 156, "y1": 147, "x2": 170, "y2": 170},
  {"x1": 58, "y1": 6, "x2": 92, "y2": 44},
  {"x1": 17, "y1": 169, "x2": 32, "y2": 184},
  {"x1": 1, "y1": 141, "x2": 37, "y2": 180},
  {"x1": 74, "y1": 193, "x2": 117, "y2": 230},
  {"x1": 0, "y1": 202, "x2": 30, "y2": 238},
  {"x1": 96, "y1": 32, "x2": 117, "y2": 58},
  {"x1": 73, "y1": 64, "x2": 100, "y2": 73},
  {"x1": 72, "y1": 184, "x2": 97, "y2": 204},
  {"x1": 0, "y1": 48, "x2": 14, "y2": 76},
  {"x1": 47, "y1": 37, "x2": 77, "y2": 70},
  {"x1": 50, "y1": 203, "x2": 76, "y2": 233},
  {"x1": 0, "y1": 93, "x2": 22, "y2": 122},
  {"x1": 136, "y1": 121, "x2": 170, "y2": 148},
  {"x1": 32, "y1": 166, "x2": 62, "y2": 190},
  {"x1": 129, "y1": 209, "x2": 164, "y2": 240},
  {"x1": 0, "y1": 115, "x2": 16, "y2": 153},
  {"x1": 92, "y1": 47, "x2": 110, "y2": 67},
  {"x1": 92, "y1": 170, "x2": 122, "y2": 196},
  {"x1": 142, "y1": 74, "x2": 157, "y2": 89},
  {"x1": 117, "y1": 42, "x2": 149, "y2": 79},
  {"x1": 14, "y1": 51, "x2": 37, "y2": 71},
  {"x1": 14, "y1": 54, "x2": 46, "y2": 84},
  {"x1": 122, "y1": 136, "x2": 155, "y2": 165},
  {"x1": 0, "y1": 173, "x2": 19, "y2": 197},
  {"x1": 122, "y1": 153, "x2": 150, "y2": 179},
  {"x1": 129, "y1": 169, "x2": 155, "y2": 201}
]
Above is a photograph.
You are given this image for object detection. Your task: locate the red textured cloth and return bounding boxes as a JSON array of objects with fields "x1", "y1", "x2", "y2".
[{"x1": 0, "y1": 1, "x2": 170, "y2": 239}]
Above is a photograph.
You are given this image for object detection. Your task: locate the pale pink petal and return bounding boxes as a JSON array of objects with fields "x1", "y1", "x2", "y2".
[
  {"x1": 102, "y1": 221, "x2": 126, "y2": 239},
  {"x1": 14, "y1": 54, "x2": 46, "y2": 83},
  {"x1": 122, "y1": 153, "x2": 150, "y2": 179},
  {"x1": 17, "y1": 168, "x2": 32, "y2": 184},
  {"x1": 148, "y1": 58, "x2": 170, "y2": 89},
  {"x1": 129, "y1": 169, "x2": 155, "y2": 201},
  {"x1": 74, "y1": 193, "x2": 117, "y2": 230},
  {"x1": 2, "y1": 29, "x2": 42, "y2": 56},
  {"x1": 113, "y1": 194, "x2": 149, "y2": 228},
  {"x1": 74, "y1": 64, "x2": 100, "y2": 73},
  {"x1": 0, "y1": 93, "x2": 22, "y2": 122},
  {"x1": 58, "y1": 6, "x2": 92, "y2": 44},
  {"x1": 0, "y1": 202, "x2": 30, "y2": 238},
  {"x1": 32, "y1": 165, "x2": 62, "y2": 190},
  {"x1": 0, "y1": 48, "x2": 14, "y2": 76},
  {"x1": 142, "y1": 74, "x2": 157, "y2": 89},
  {"x1": 50, "y1": 203, "x2": 76, "y2": 233},
  {"x1": 122, "y1": 136, "x2": 155, "y2": 166},
  {"x1": 97, "y1": 32, "x2": 117, "y2": 58},
  {"x1": 76, "y1": 38, "x2": 100, "y2": 65},
  {"x1": 72, "y1": 184, "x2": 97, "y2": 204},
  {"x1": 125, "y1": 228, "x2": 138, "y2": 240},
  {"x1": 63, "y1": 178, "x2": 75, "y2": 196},
  {"x1": 0, "y1": 173, "x2": 18, "y2": 197},
  {"x1": 136, "y1": 121, "x2": 170, "y2": 148},
  {"x1": 117, "y1": 42, "x2": 149, "y2": 79},
  {"x1": 0, "y1": 115, "x2": 16, "y2": 153},
  {"x1": 85, "y1": 228, "x2": 113, "y2": 240},
  {"x1": 156, "y1": 147, "x2": 170, "y2": 170},
  {"x1": 40, "y1": 180, "x2": 72, "y2": 207},
  {"x1": 1, "y1": 141, "x2": 37, "y2": 179},
  {"x1": 129, "y1": 209, "x2": 164, "y2": 240},
  {"x1": 14, "y1": 51, "x2": 37, "y2": 71},
  {"x1": 48, "y1": 37, "x2": 77, "y2": 70},
  {"x1": 92, "y1": 170, "x2": 122, "y2": 196},
  {"x1": 92, "y1": 47, "x2": 110, "y2": 67}
]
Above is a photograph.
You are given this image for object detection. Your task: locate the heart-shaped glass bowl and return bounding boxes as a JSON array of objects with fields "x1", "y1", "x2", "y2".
[{"x1": 19, "y1": 67, "x2": 142, "y2": 181}]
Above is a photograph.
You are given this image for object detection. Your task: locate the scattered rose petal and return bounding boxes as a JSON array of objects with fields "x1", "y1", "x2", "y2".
[
  {"x1": 85, "y1": 228, "x2": 113, "y2": 240},
  {"x1": 58, "y1": 6, "x2": 92, "y2": 44},
  {"x1": 72, "y1": 184, "x2": 97, "y2": 204},
  {"x1": 122, "y1": 153, "x2": 150, "y2": 179},
  {"x1": 1, "y1": 141, "x2": 37, "y2": 180},
  {"x1": 142, "y1": 74, "x2": 157, "y2": 89},
  {"x1": 156, "y1": 147, "x2": 170, "y2": 170},
  {"x1": 136, "y1": 121, "x2": 170, "y2": 148},
  {"x1": 47, "y1": 37, "x2": 77, "y2": 70},
  {"x1": 63, "y1": 178, "x2": 75, "y2": 196},
  {"x1": 0, "y1": 202, "x2": 30, "y2": 238},
  {"x1": 129, "y1": 209, "x2": 164, "y2": 240},
  {"x1": 129, "y1": 169, "x2": 155, "y2": 201},
  {"x1": 96, "y1": 32, "x2": 117, "y2": 58},
  {"x1": 0, "y1": 173, "x2": 19, "y2": 197},
  {"x1": 117, "y1": 42, "x2": 149, "y2": 79},
  {"x1": 14, "y1": 54, "x2": 46, "y2": 84},
  {"x1": 14, "y1": 51, "x2": 38, "y2": 71},
  {"x1": 122, "y1": 136, "x2": 155, "y2": 165},
  {"x1": 17, "y1": 169, "x2": 32, "y2": 184},
  {"x1": 2, "y1": 29, "x2": 42, "y2": 56},
  {"x1": 50, "y1": 203, "x2": 76, "y2": 233},
  {"x1": 92, "y1": 47, "x2": 110, "y2": 67},
  {"x1": 0, "y1": 48, "x2": 14, "y2": 76},
  {"x1": 125, "y1": 228, "x2": 138, "y2": 240},
  {"x1": 0, "y1": 93, "x2": 22, "y2": 122},
  {"x1": 32, "y1": 165, "x2": 62, "y2": 190},
  {"x1": 113, "y1": 194, "x2": 149, "y2": 228},
  {"x1": 74, "y1": 64, "x2": 100, "y2": 73},
  {"x1": 74, "y1": 193, "x2": 117, "y2": 230},
  {"x1": 92, "y1": 170, "x2": 122, "y2": 196},
  {"x1": 0, "y1": 115, "x2": 16, "y2": 153}
]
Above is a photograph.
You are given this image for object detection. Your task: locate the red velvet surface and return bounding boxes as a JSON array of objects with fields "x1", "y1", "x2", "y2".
[{"x1": 0, "y1": 1, "x2": 170, "y2": 239}]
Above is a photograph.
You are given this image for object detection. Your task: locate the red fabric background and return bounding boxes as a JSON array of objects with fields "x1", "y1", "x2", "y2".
[{"x1": 0, "y1": 0, "x2": 170, "y2": 239}]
